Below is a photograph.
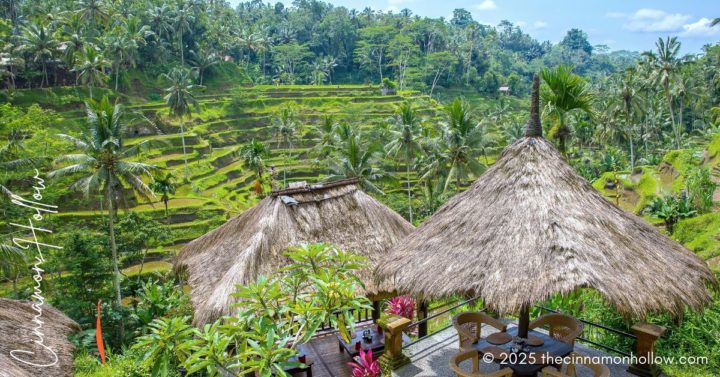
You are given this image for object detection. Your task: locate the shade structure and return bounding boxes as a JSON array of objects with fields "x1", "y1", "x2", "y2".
[
  {"x1": 176, "y1": 178, "x2": 414, "y2": 324},
  {"x1": 375, "y1": 75, "x2": 717, "y2": 334},
  {"x1": 0, "y1": 298, "x2": 81, "y2": 377}
]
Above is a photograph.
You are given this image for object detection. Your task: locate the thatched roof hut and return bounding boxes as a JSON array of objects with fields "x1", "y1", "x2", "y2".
[
  {"x1": 176, "y1": 178, "x2": 414, "y2": 324},
  {"x1": 0, "y1": 298, "x2": 81, "y2": 377},
  {"x1": 376, "y1": 75, "x2": 717, "y2": 326}
]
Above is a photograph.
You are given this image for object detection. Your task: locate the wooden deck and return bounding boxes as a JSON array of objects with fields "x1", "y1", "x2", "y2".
[{"x1": 302, "y1": 332, "x2": 355, "y2": 377}]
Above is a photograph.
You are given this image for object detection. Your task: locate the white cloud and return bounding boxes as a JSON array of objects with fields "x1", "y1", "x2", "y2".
[
  {"x1": 533, "y1": 21, "x2": 548, "y2": 29},
  {"x1": 475, "y1": 0, "x2": 497, "y2": 11},
  {"x1": 681, "y1": 17, "x2": 720, "y2": 37},
  {"x1": 622, "y1": 8, "x2": 691, "y2": 32}
]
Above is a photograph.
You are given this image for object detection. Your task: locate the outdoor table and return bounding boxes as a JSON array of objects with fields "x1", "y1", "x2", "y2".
[
  {"x1": 283, "y1": 344, "x2": 313, "y2": 377},
  {"x1": 473, "y1": 327, "x2": 573, "y2": 377},
  {"x1": 337, "y1": 325, "x2": 410, "y2": 359}
]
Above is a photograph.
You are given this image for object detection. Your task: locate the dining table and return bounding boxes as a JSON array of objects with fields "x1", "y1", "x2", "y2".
[{"x1": 473, "y1": 327, "x2": 574, "y2": 377}]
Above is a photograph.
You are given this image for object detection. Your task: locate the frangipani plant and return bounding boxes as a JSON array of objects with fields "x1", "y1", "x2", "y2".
[{"x1": 160, "y1": 243, "x2": 372, "y2": 377}]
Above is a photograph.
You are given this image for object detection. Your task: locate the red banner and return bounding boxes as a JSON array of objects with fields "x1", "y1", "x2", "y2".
[{"x1": 96, "y1": 300, "x2": 106, "y2": 364}]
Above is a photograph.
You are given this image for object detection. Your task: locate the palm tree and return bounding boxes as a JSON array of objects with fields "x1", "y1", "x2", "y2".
[
  {"x1": 73, "y1": 45, "x2": 109, "y2": 100},
  {"x1": 162, "y1": 67, "x2": 201, "y2": 179},
  {"x1": 436, "y1": 99, "x2": 487, "y2": 191},
  {"x1": 615, "y1": 68, "x2": 644, "y2": 169},
  {"x1": 148, "y1": 4, "x2": 175, "y2": 42},
  {"x1": 540, "y1": 65, "x2": 594, "y2": 154},
  {"x1": 386, "y1": 102, "x2": 423, "y2": 222},
  {"x1": 327, "y1": 128, "x2": 387, "y2": 195},
  {"x1": 711, "y1": 18, "x2": 719, "y2": 27},
  {"x1": 0, "y1": 242, "x2": 26, "y2": 295},
  {"x1": 174, "y1": 4, "x2": 194, "y2": 65},
  {"x1": 17, "y1": 22, "x2": 58, "y2": 88},
  {"x1": 104, "y1": 32, "x2": 136, "y2": 91},
  {"x1": 310, "y1": 115, "x2": 338, "y2": 164},
  {"x1": 239, "y1": 139, "x2": 270, "y2": 196},
  {"x1": 150, "y1": 172, "x2": 176, "y2": 219},
  {"x1": 49, "y1": 96, "x2": 159, "y2": 308},
  {"x1": 272, "y1": 105, "x2": 300, "y2": 149},
  {"x1": 190, "y1": 47, "x2": 219, "y2": 85},
  {"x1": 644, "y1": 37, "x2": 681, "y2": 148},
  {"x1": 75, "y1": 0, "x2": 108, "y2": 30}
]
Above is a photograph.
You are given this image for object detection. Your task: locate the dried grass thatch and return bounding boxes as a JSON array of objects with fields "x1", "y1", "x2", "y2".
[
  {"x1": 376, "y1": 76, "x2": 717, "y2": 318},
  {"x1": 0, "y1": 298, "x2": 81, "y2": 377},
  {"x1": 176, "y1": 178, "x2": 414, "y2": 324}
]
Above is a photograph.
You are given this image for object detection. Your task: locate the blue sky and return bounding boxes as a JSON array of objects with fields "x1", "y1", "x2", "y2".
[{"x1": 227, "y1": 0, "x2": 719, "y2": 53}]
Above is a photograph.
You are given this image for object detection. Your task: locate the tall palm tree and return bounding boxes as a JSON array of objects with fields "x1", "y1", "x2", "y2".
[
  {"x1": 386, "y1": 102, "x2": 423, "y2": 222},
  {"x1": 239, "y1": 139, "x2": 270, "y2": 196},
  {"x1": 174, "y1": 4, "x2": 194, "y2": 65},
  {"x1": 711, "y1": 18, "x2": 719, "y2": 27},
  {"x1": 148, "y1": 4, "x2": 175, "y2": 42},
  {"x1": 49, "y1": 96, "x2": 159, "y2": 308},
  {"x1": 162, "y1": 67, "x2": 201, "y2": 179},
  {"x1": 540, "y1": 65, "x2": 594, "y2": 154},
  {"x1": 272, "y1": 105, "x2": 300, "y2": 149},
  {"x1": 310, "y1": 115, "x2": 338, "y2": 166},
  {"x1": 75, "y1": 0, "x2": 108, "y2": 30},
  {"x1": 615, "y1": 68, "x2": 644, "y2": 169},
  {"x1": 644, "y1": 37, "x2": 681, "y2": 148},
  {"x1": 327, "y1": 129, "x2": 387, "y2": 195},
  {"x1": 17, "y1": 23, "x2": 58, "y2": 88},
  {"x1": 73, "y1": 45, "x2": 109, "y2": 99},
  {"x1": 104, "y1": 32, "x2": 135, "y2": 92},
  {"x1": 190, "y1": 47, "x2": 219, "y2": 85},
  {"x1": 436, "y1": 98, "x2": 487, "y2": 191},
  {"x1": 150, "y1": 172, "x2": 176, "y2": 219}
]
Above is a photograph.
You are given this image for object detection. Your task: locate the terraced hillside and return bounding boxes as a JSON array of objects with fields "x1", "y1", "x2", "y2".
[{"x1": 38, "y1": 85, "x2": 448, "y2": 279}]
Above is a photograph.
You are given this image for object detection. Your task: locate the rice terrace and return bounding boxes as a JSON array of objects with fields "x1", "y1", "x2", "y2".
[{"x1": 0, "y1": 1, "x2": 719, "y2": 376}]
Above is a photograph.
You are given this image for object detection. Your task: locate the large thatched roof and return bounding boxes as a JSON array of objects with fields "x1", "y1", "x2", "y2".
[
  {"x1": 176, "y1": 178, "x2": 414, "y2": 324},
  {"x1": 0, "y1": 298, "x2": 80, "y2": 377},
  {"x1": 376, "y1": 76, "x2": 717, "y2": 318}
]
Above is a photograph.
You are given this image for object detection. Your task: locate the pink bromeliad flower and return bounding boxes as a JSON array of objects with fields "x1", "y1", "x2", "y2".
[
  {"x1": 385, "y1": 295, "x2": 415, "y2": 320},
  {"x1": 348, "y1": 349, "x2": 380, "y2": 377}
]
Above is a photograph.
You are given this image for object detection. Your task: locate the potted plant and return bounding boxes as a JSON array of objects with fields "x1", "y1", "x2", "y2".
[{"x1": 348, "y1": 349, "x2": 381, "y2": 377}]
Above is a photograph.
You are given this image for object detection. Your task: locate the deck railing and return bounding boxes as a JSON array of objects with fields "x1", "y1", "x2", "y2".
[
  {"x1": 535, "y1": 306, "x2": 637, "y2": 357},
  {"x1": 403, "y1": 296, "x2": 483, "y2": 348}
]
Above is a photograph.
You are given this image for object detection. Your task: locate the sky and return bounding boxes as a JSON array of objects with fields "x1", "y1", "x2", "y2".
[{"x1": 226, "y1": 0, "x2": 719, "y2": 53}]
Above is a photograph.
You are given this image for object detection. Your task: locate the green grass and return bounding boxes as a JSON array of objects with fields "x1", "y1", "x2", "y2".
[{"x1": 673, "y1": 212, "x2": 720, "y2": 262}]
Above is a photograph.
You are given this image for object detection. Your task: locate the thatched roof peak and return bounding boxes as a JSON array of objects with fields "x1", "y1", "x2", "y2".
[
  {"x1": 176, "y1": 179, "x2": 413, "y2": 324},
  {"x1": 0, "y1": 298, "x2": 80, "y2": 377},
  {"x1": 524, "y1": 73, "x2": 542, "y2": 138},
  {"x1": 376, "y1": 136, "x2": 716, "y2": 318}
]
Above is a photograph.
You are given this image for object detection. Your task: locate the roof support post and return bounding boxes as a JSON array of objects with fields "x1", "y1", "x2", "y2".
[
  {"x1": 378, "y1": 315, "x2": 411, "y2": 375},
  {"x1": 417, "y1": 300, "x2": 429, "y2": 338},
  {"x1": 627, "y1": 323, "x2": 666, "y2": 377}
]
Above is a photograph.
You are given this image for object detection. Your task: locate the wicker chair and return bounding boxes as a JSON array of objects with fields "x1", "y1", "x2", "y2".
[
  {"x1": 529, "y1": 313, "x2": 583, "y2": 345},
  {"x1": 449, "y1": 349, "x2": 513, "y2": 377},
  {"x1": 540, "y1": 352, "x2": 610, "y2": 377},
  {"x1": 452, "y1": 311, "x2": 507, "y2": 349}
]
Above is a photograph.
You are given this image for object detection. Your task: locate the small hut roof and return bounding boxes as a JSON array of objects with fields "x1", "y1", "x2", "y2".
[
  {"x1": 176, "y1": 178, "x2": 414, "y2": 324},
  {"x1": 0, "y1": 298, "x2": 80, "y2": 377},
  {"x1": 376, "y1": 76, "x2": 717, "y2": 318}
]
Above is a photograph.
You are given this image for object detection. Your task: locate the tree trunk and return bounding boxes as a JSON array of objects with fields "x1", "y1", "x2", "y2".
[
  {"x1": 377, "y1": 51, "x2": 383, "y2": 83},
  {"x1": 430, "y1": 69, "x2": 442, "y2": 99},
  {"x1": 164, "y1": 197, "x2": 169, "y2": 219},
  {"x1": 179, "y1": 33, "x2": 184, "y2": 66},
  {"x1": 629, "y1": 137, "x2": 635, "y2": 171},
  {"x1": 180, "y1": 117, "x2": 189, "y2": 179},
  {"x1": 114, "y1": 64, "x2": 119, "y2": 91},
  {"x1": 89, "y1": 85, "x2": 93, "y2": 100},
  {"x1": 105, "y1": 181, "x2": 125, "y2": 340},
  {"x1": 406, "y1": 159, "x2": 413, "y2": 223},
  {"x1": 665, "y1": 90, "x2": 678, "y2": 149}
]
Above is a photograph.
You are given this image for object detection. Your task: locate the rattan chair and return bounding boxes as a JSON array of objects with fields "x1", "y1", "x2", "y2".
[
  {"x1": 529, "y1": 313, "x2": 583, "y2": 345},
  {"x1": 540, "y1": 352, "x2": 610, "y2": 377},
  {"x1": 452, "y1": 311, "x2": 508, "y2": 349},
  {"x1": 449, "y1": 349, "x2": 513, "y2": 377}
]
